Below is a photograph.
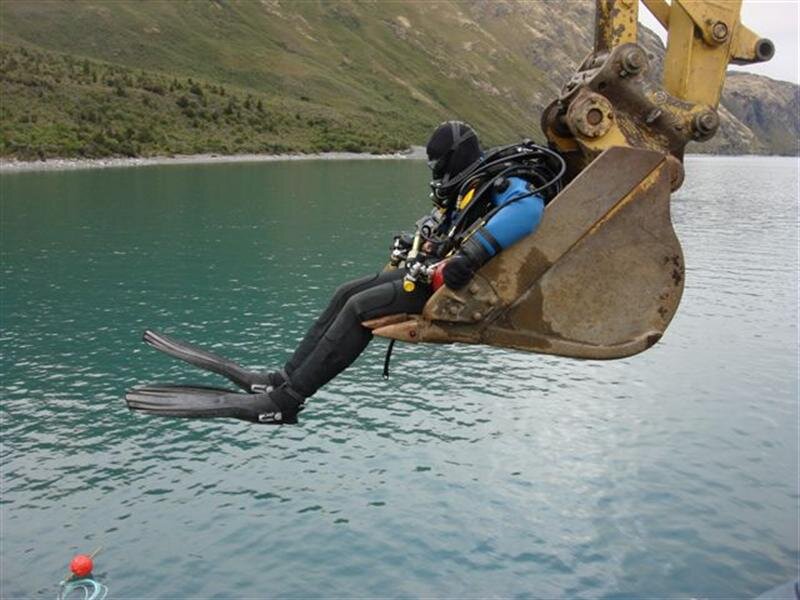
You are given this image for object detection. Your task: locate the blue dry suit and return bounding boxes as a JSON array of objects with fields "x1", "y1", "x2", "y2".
[
  {"x1": 280, "y1": 176, "x2": 544, "y2": 398},
  {"x1": 447, "y1": 175, "x2": 545, "y2": 256}
]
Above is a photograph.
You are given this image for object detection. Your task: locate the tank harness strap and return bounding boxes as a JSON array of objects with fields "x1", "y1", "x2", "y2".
[{"x1": 476, "y1": 227, "x2": 503, "y2": 255}]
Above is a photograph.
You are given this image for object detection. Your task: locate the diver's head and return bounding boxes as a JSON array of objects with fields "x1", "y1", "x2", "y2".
[{"x1": 426, "y1": 121, "x2": 482, "y2": 209}]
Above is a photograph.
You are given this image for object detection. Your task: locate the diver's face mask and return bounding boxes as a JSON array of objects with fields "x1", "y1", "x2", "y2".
[
  {"x1": 428, "y1": 152, "x2": 454, "y2": 209},
  {"x1": 427, "y1": 151, "x2": 451, "y2": 181}
]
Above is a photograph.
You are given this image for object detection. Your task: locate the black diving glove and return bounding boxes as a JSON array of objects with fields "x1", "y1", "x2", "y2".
[{"x1": 443, "y1": 236, "x2": 493, "y2": 290}]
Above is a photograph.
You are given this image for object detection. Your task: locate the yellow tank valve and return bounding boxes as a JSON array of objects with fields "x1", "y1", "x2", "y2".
[{"x1": 403, "y1": 279, "x2": 416, "y2": 293}]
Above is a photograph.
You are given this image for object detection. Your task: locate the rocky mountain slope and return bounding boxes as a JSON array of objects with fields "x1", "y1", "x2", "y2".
[
  {"x1": 1, "y1": 0, "x2": 796, "y2": 159},
  {"x1": 714, "y1": 73, "x2": 799, "y2": 155}
]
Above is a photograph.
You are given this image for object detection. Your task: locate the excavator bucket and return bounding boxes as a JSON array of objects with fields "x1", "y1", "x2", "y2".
[{"x1": 367, "y1": 146, "x2": 684, "y2": 359}]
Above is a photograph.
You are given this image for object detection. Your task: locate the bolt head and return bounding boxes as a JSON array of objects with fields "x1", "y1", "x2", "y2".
[
  {"x1": 698, "y1": 112, "x2": 718, "y2": 132},
  {"x1": 712, "y1": 21, "x2": 728, "y2": 42},
  {"x1": 586, "y1": 107, "x2": 603, "y2": 126},
  {"x1": 692, "y1": 111, "x2": 720, "y2": 140},
  {"x1": 621, "y1": 48, "x2": 645, "y2": 74}
]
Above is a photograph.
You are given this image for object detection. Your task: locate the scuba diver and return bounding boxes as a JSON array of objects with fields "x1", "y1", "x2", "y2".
[{"x1": 126, "y1": 121, "x2": 565, "y2": 425}]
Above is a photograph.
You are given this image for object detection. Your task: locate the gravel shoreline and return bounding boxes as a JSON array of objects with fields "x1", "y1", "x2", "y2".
[
  {"x1": 0, "y1": 147, "x2": 427, "y2": 173},
  {"x1": 2, "y1": 149, "x2": 781, "y2": 174}
]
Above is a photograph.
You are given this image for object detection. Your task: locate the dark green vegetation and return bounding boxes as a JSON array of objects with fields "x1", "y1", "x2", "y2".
[
  {"x1": 1, "y1": 0, "x2": 796, "y2": 159},
  {"x1": 0, "y1": 0, "x2": 558, "y2": 160},
  {"x1": 0, "y1": 45, "x2": 409, "y2": 159}
]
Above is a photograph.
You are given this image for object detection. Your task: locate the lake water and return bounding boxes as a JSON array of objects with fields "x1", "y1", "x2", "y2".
[{"x1": 1, "y1": 156, "x2": 797, "y2": 599}]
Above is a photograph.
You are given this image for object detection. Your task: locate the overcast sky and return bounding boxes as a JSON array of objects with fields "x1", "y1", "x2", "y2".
[{"x1": 638, "y1": 0, "x2": 799, "y2": 83}]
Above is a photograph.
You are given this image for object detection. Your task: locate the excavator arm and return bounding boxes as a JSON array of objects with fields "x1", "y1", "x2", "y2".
[
  {"x1": 368, "y1": 0, "x2": 773, "y2": 359},
  {"x1": 545, "y1": 0, "x2": 774, "y2": 174}
]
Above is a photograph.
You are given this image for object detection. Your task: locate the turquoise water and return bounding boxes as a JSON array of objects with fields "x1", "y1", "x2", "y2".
[{"x1": 1, "y1": 157, "x2": 797, "y2": 598}]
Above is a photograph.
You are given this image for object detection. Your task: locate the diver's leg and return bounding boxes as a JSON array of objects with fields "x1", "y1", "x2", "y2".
[
  {"x1": 288, "y1": 275, "x2": 431, "y2": 398},
  {"x1": 129, "y1": 272, "x2": 427, "y2": 425},
  {"x1": 283, "y1": 270, "x2": 406, "y2": 379},
  {"x1": 142, "y1": 329, "x2": 287, "y2": 393}
]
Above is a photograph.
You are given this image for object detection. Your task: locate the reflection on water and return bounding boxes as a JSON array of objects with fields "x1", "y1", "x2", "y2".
[{"x1": 1, "y1": 156, "x2": 797, "y2": 598}]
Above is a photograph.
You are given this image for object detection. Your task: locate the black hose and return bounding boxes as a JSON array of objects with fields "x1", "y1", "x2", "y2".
[{"x1": 439, "y1": 141, "x2": 566, "y2": 203}]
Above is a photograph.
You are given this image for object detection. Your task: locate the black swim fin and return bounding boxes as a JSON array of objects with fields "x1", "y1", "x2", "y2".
[
  {"x1": 142, "y1": 330, "x2": 283, "y2": 393},
  {"x1": 125, "y1": 384, "x2": 304, "y2": 424}
]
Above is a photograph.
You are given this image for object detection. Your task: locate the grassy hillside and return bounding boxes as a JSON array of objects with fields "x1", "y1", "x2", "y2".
[
  {"x1": 1, "y1": 0, "x2": 796, "y2": 159},
  {"x1": 0, "y1": 0, "x2": 560, "y2": 160},
  {"x1": 1, "y1": 44, "x2": 409, "y2": 159}
]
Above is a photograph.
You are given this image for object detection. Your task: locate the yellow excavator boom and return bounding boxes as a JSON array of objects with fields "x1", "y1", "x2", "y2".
[{"x1": 596, "y1": 0, "x2": 775, "y2": 106}]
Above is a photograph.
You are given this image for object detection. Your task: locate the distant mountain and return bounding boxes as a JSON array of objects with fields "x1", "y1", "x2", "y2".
[
  {"x1": 1, "y1": 0, "x2": 796, "y2": 159},
  {"x1": 711, "y1": 72, "x2": 800, "y2": 155}
]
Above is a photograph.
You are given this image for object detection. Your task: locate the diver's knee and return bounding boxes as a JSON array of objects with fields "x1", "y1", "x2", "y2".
[
  {"x1": 332, "y1": 281, "x2": 355, "y2": 302},
  {"x1": 350, "y1": 286, "x2": 395, "y2": 321},
  {"x1": 342, "y1": 296, "x2": 362, "y2": 320},
  {"x1": 332, "y1": 273, "x2": 380, "y2": 302}
]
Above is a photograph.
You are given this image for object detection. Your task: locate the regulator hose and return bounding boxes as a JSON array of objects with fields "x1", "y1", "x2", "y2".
[{"x1": 433, "y1": 140, "x2": 566, "y2": 206}]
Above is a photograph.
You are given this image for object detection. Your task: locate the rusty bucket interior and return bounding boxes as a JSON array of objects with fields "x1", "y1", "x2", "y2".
[{"x1": 365, "y1": 146, "x2": 685, "y2": 360}]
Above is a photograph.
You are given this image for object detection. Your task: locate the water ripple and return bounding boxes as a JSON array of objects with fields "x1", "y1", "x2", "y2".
[{"x1": 1, "y1": 157, "x2": 797, "y2": 598}]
